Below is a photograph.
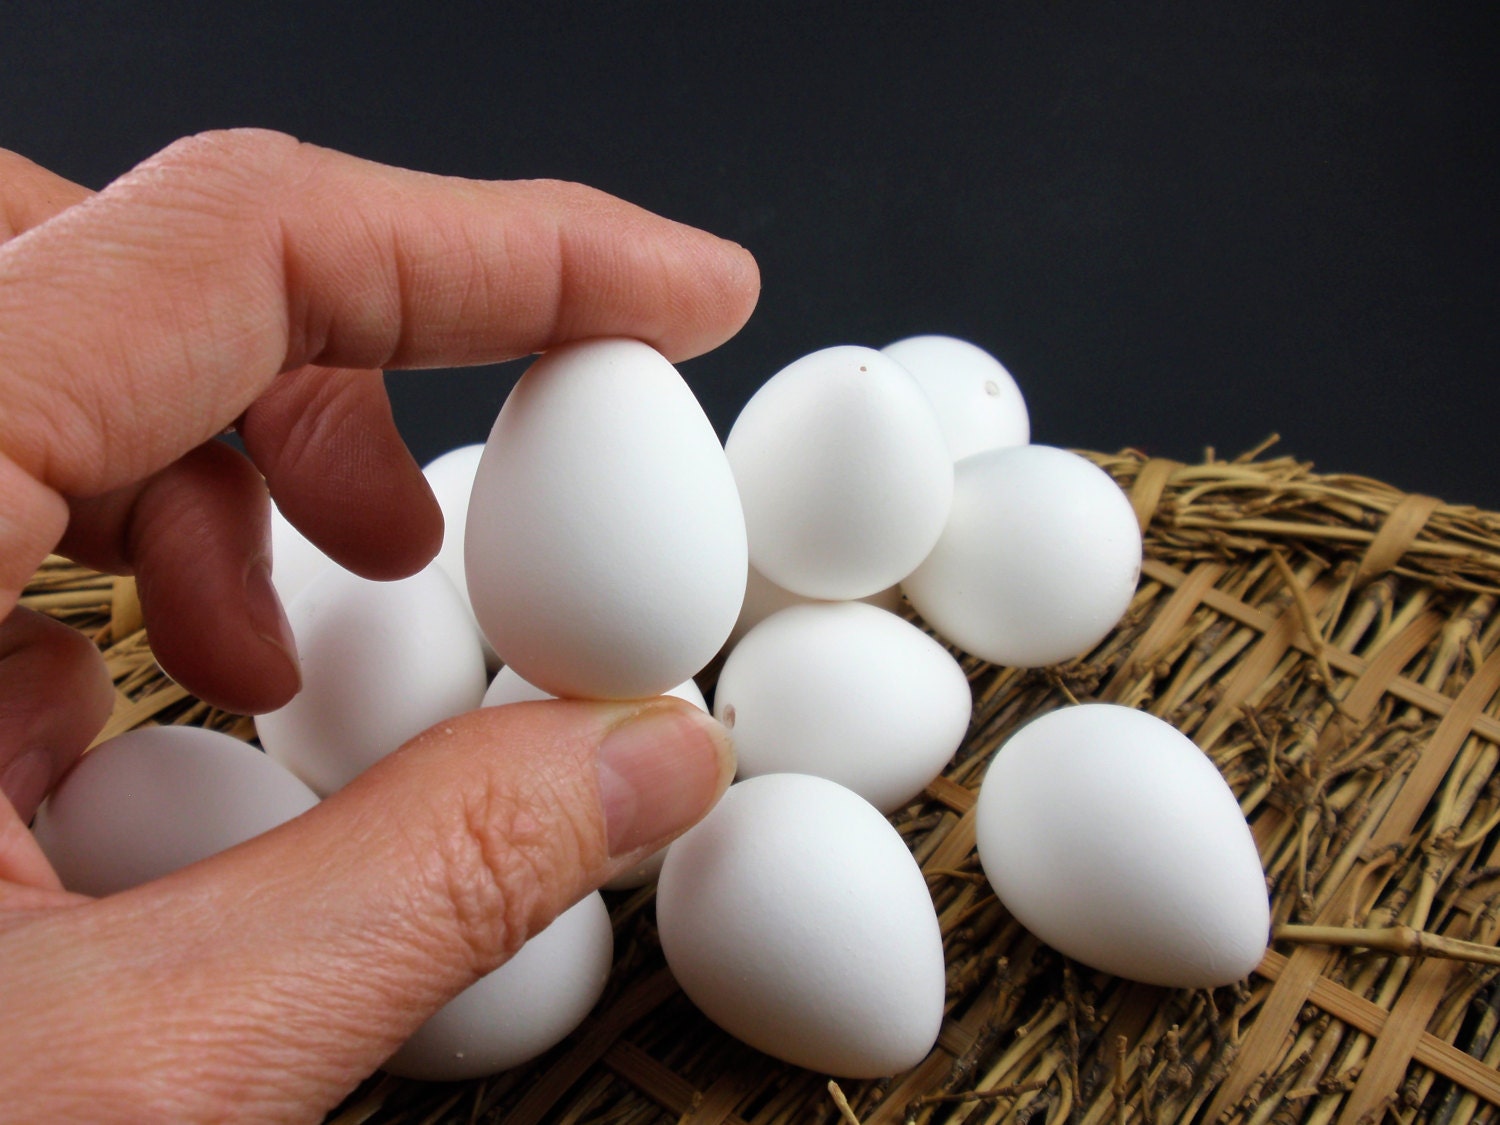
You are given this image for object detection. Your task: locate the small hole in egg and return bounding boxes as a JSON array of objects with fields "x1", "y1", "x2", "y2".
[
  {"x1": 984, "y1": 380, "x2": 1001, "y2": 397},
  {"x1": 722, "y1": 704, "x2": 736, "y2": 728}
]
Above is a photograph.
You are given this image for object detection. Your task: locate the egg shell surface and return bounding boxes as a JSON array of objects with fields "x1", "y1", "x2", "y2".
[
  {"x1": 269, "y1": 502, "x2": 334, "y2": 607},
  {"x1": 725, "y1": 345, "x2": 953, "y2": 600},
  {"x1": 881, "y1": 334, "x2": 1029, "y2": 460},
  {"x1": 33, "y1": 725, "x2": 319, "y2": 896},
  {"x1": 902, "y1": 445, "x2": 1142, "y2": 667},
  {"x1": 715, "y1": 602, "x2": 970, "y2": 812},
  {"x1": 255, "y1": 564, "x2": 487, "y2": 795},
  {"x1": 724, "y1": 563, "x2": 903, "y2": 653},
  {"x1": 975, "y1": 704, "x2": 1270, "y2": 988},
  {"x1": 423, "y1": 443, "x2": 485, "y2": 611},
  {"x1": 657, "y1": 773, "x2": 945, "y2": 1077},
  {"x1": 422, "y1": 444, "x2": 498, "y2": 669},
  {"x1": 384, "y1": 892, "x2": 614, "y2": 1081},
  {"x1": 482, "y1": 665, "x2": 707, "y2": 713},
  {"x1": 465, "y1": 338, "x2": 747, "y2": 699}
]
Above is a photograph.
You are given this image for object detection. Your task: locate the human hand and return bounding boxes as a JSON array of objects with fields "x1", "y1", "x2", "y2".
[{"x1": 0, "y1": 130, "x2": 753, "y2": 1122}]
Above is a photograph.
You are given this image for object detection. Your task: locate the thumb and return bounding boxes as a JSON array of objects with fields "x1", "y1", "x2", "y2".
[{"x1": 3, "y1": 698, "x2": 732, "y2": 1123}]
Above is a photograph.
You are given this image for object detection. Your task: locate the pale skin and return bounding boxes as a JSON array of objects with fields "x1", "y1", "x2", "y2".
[{"x1": 0, "y1": 130, "x2": 755, "y2": 1122}]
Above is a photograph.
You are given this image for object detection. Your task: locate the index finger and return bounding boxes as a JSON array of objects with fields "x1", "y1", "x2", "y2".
[{"x1": 0, "y1": 128, "x2": 759, "y2": 499}]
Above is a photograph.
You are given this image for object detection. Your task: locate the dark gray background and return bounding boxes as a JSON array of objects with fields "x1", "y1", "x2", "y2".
[{"x1": 4, "y1": 2, "x2": 1496, "y2": 505}]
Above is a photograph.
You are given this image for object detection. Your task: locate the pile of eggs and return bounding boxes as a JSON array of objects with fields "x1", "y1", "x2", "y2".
[{"x1": 31, "y1": 335, "x2": 1270, "y2": 1082}]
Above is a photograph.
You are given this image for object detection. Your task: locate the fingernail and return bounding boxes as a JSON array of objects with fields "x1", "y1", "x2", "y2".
[
  {"x1": 1, "y1": 747, "x2": 54, "y2": 823},
  {"x1": 244, "y1": 560, "x2": 300, "y2": 688},
  {"x1": 597, "y1": 702, "x2": 735, "y2": 857}
]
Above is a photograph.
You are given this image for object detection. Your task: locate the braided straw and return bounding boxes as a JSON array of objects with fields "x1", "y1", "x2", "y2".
[{"x1": 21, "y1": 445, "x2": 1500, "y2": 1124}]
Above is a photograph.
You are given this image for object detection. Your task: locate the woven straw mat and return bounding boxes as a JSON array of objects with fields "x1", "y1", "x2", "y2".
[{"x1": 19, "y1": 446, "x2": 1500, "y2": 1125}]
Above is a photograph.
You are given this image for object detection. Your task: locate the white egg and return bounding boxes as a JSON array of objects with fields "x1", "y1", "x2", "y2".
[
  {"x1": 422, "y1": 443, "x2": 498, "y2": 670},
  {"x1": 882, "y1": 335, "x2": 1029, "y2": 460},
  {"x1": 422, "y1": 444, "x2": 485, "y2": 603},
  {"x1": 480, "y1": 666, "x2": 553, "y2": 707},
  {"x1": 32, "y1": 725, "x2": 318, "y2": 896},
  {"x1": 902, "y1": 445, "x2": 1141, "y2": 667},
  {"x1": 481, "y1": 665, "x2": 706, "y2": 713},
  {"x1": 657, "y1": 773, "x2": 945, "y2": 1077},
  {"x1": 269, "y1": 502, "x2": 333, "y2": 607},
  {"x1": 465, "y1": 338, "x2": 747, "y2": 700},
  {"x1": 384, "y1": 892, "x2": 614, "y2": 1081},
  {"x1": 715, "y1": 603, "x2": 970, "y2": 813},
  {"x1": 255, "y1": 564, "x2": 487, "y2": 795},
  {"x1": 480, "y1": 665, "x2": 705, "y2": 891},
  {"x1": 975, "y1": 704, "x2": 1269, "y2": 988},
  {"x1": 725, "y1": 345, "x2": 953, "y2": 600},
  {"x1": 724, "y1": 563, "x2": 902, "y2": 653}
]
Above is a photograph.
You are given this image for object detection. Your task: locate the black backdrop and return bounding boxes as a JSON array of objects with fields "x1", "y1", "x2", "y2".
[{"x1": 4, "y1": 3, "x2": 1496, "y2": 505}]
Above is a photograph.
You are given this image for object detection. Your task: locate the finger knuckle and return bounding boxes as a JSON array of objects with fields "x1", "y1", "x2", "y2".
[
  {"x1": 419, "y1": 758, "x2": 601, "y2": 976},
  {"x1": 113, "y1": 129, "x2": 314, "y2": 229},
  {"x1": 150, "y1": 128, "x2": 301, "y2": 178}
]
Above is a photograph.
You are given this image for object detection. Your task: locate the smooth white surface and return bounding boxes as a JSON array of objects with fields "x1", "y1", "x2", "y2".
[
  {"x1": 975, "y1": 704, "x2": 1270, "y2": 987},
  {"x1": 269, "y1": 502, "x2": 333, "y2": 607},
  {"x1": 384, "y1": 892, "x2": 614, "y2": 1081},
  {"x1": 423, "y1": 443, "x2": 485, "y2": 611},
  {"x1": 480, "y1": 666, "x2": 553, "y2": 706},
  {"x1": 902, "y1": 445, "x2": 1142, "y2": 667},
  {"x1": 482, "y1": 666, "x2": 707, "y2": 713},
  {"x1": 724, "y1": 563, "x2": 902, "y2": 652},
  {"x1": 465, "y1": 338, "x2": 747, "y2": 699},
  {"x1": 422, "y1": 443, "x2": 498, "y2": 669},
  {"x1": 33, "y1": 726, "x2": 319, "y2": 896},
  {"x1": 255, "y1": 564, "x2": 488, "y2": 795},
  {"x1": 725, "y1": 345, "x2": 953, "y2": 600},
  {"x1": 657, "y1": 773, "x2": 945, "y2": 1077},
  {"x1": 882, "y1": 334, "x2": 1029, "y2": 460},
  {"x1": 715, "y1": 603, "x2": 970, "y2": 812}
]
